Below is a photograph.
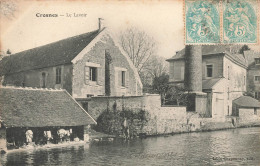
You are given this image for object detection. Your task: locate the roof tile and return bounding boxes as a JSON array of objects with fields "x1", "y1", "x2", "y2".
[{"x1": 0, "y1": 87, "x2": 96, "y2": 127}]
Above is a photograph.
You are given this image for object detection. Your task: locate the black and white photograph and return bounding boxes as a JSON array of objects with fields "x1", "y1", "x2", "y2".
[{"x1": 0, "y1": 0, "x2": 260, "y2": 165}]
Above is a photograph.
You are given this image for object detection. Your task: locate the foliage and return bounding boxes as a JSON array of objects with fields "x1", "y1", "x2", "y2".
[
  {"x1": 95, "y1": 109, "x2": 149, "y2": 137},
  {"x1": 239, "y1": 45, "x2": 250, "y2": 54},
  {"x1": 151, "y1": 73, "x2": 187, "y2": 105}
]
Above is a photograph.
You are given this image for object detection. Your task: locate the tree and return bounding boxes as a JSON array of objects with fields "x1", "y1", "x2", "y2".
[
  {"x1": 152, "y1": 73, "x2": 187, "y2": 106},
  {"x1": 152, "y1": 73, "x2": 170, "y2": 105},
  {"x1": 119, "y1": 27, "x2": 157, "y2": 75},
  {"x1": 0, "y1": 49, "x2": 11, "y2": 60},
  {"x1": 239, "y1": 45, "x2": 250, "y2": 54},
  {"x1": 140, "y1": 55, "x2": 169, "y2": 90}
]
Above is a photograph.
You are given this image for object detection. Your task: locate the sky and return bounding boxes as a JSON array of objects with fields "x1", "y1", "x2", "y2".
[
  {"x1": 1, "y1": 0, "x2": 259, "y2": 59},
  {"x1": 0, "y1": 0, "x2": 184, "y2": 59}
]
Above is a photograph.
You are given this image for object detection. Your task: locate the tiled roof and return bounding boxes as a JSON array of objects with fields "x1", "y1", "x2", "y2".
[
  {"x1": 233, "y1": 96, "x2": 260, "y2": 108},
  {"x1": 166, "y1": 45, "x2": 247, "y2": 67},
  {"x1": 0, "y1": 87, "x2": 96, "y2": 127},
  {"x1": 0, "y1": 29, "x2": 101, "y2": 76},
  {"x1": 202, "y1": 78, "x2": 222, "y2": 90}
]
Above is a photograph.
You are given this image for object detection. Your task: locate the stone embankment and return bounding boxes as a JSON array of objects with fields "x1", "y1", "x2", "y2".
[{"x1": 87, "y1": 94, "x2": 260, "y2": 138}]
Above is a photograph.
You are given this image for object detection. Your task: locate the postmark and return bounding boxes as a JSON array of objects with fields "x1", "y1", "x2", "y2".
[
  {"x1": 223, "y1": 0, "x2": 258, "y2": 44},
  {"x1": 185, "y1": 0, "x2": 221, "y2": 44}
]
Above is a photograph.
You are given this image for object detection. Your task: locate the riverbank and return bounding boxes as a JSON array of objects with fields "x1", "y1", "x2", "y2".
[
  {"x1": 94, "y1": 109, "x2": 260, "y2": 138},
  {"x1": 1, "y1": 127, "x2": 259, "y2": 166}
]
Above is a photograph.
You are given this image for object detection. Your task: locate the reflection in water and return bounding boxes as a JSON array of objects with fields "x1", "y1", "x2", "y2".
[{"x1": 1, "y1": 127, "x2": 260, "y2": 166}]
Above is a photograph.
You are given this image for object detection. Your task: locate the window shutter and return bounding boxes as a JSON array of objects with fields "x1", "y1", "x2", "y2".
[
  {"x1": 118, "y1": 70, "x2": 121, "y2": 86},
  {"x1": 97, "y1": 67, "x2": 103, "y2": 85},
  {"x1": 125, "y1": 71, "x2": 129, "y2": 87},
  {"x1": 85, "y1": 66, "x2": 89, "y2": 85}
]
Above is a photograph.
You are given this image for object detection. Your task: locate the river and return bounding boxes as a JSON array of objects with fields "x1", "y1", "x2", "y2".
[{"x1": 1, "y1": 127, "x2": 260, "y2": 166}]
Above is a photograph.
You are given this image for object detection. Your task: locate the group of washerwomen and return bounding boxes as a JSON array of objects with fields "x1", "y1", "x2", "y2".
[{"x1": 25, "y1": 128, "x2": 80, "y2": 145}]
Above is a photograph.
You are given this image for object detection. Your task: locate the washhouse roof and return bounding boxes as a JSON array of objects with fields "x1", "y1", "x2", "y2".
[{"x1": 0, "y1": 87, "x2": 96, "y2": 128}]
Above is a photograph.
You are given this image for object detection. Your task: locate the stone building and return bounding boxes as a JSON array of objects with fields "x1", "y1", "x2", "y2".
[
  {"x1": 0, "y1": 86, "x2": 96, "y2": 150},
  {"x1": 244, "y1": 50, "x2": 260, "y2": 101},
  {"x1": 232, "y1": 96, "x2": 260, "y2": 124},
  {"x1": 167, "y1": 45, "x2": 248, "y2": 119},
  {"x1": 0, "y1": 20, "x2": 142, "y2": 98}
]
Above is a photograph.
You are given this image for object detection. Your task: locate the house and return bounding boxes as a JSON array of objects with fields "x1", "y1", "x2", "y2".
[
  {"x1": 0, "y1": 19, "x2": 143, "y2": 98},
  {"x1": 0, "y1": 86, "x2": 96, "y2": 150},
  {"x1": 243, "y1": 50, "x2": 260, "y2": 100},
  {"x1": 166, "y1": 45, "x2": 247, "y2": 119},
  {"x1": 232, "y1": 96, "x2": 260, "y2": 123}
]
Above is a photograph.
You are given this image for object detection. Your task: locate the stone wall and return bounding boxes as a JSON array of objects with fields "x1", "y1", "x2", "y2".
[
  {"x1": 81, "y1": 94, "x2": 189, "y2": 136},
  {"x1": 2, "y1": 64, "x2": 73, "y2": 94},
  {"x1": 72, "y1": 34, "x2": 142, "y2": 98},
  {"x1": 236, "y1": 108, "x2": 260, "y2": 126},
  {"x1": 247, "y1": 67, "x2": 260, "y2": 99}
]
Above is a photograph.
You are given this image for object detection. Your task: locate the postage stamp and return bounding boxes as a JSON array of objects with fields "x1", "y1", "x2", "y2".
[
  {"x1": 185, "y1": 0, "x2": 221, "y2": 44},
  {"x1": 223, "y1": 0, "x2": 258, "y2": 44}
]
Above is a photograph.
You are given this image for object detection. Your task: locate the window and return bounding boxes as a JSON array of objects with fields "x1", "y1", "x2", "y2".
[
  {"x1": 56, "y1": 67, "x2": 61, "y2": 84},
  {"x1": 254, "y1": 76, "x2": 260, "y2": 82},
  {"x1": 254, "y1": 108, "x2": 257, "y2": 115},
  {"x1": 89, "y1": 67, "x2": 97, "y2": 81},
  {"x1": 255, "y1": 58, "x2": 260, "y2": 65},
  {"x1": 228, "y1": 88, "x2": 230, "y2": 100},
  {"x1": 121, "y1": 71, "x2": 126, "y2": 86},
  {"x1": 206, "y1": 64, "x2": 213, "y2": 77},
  {"x1": 42, "y1": 72, "x2": 46, "y2": 88},
  {"x1": 228, "y1": 66, "x2": 230, "y2": 80},
  {"x1": 255, "y1": 92, "x2": 260, "y2": 99}
]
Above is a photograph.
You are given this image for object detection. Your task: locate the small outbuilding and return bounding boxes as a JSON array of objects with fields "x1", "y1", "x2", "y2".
[
  {"x1": 0, "y1": 86, "x2": 96, "y2": 150},
  {"x1": 232, "y1": 96, "x2": 260, "y2": 121}
]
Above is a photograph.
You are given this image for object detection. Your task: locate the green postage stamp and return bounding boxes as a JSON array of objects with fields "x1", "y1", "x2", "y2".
[{"x1": 185, "y1": 0, "x2": 259, "y2": 44}]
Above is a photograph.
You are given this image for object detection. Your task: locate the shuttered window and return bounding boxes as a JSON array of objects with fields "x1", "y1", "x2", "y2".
[
  {"x1": 122, "y1": 71, "x2": 126, "y2": 87},
  {"x1": 255, "y1": 76, "x2": 260, "y2": 81},
  {"x1": 115, "y1": 67, "x2": 128, "y2": 88},
  {"x1": 84, "y1": 64, "x2": 102, "y2": 85},
  {"x1": 56, "y1": 67, "x2": 61, "y2": 84},
  {"x1": 42, "y1": 72, "x2": 46, "y2": 88},
  {"x1": 206, "y1": 65, "x2": 213, "y2": 77},
  {"x1": 89, "y1": 67, "x2": 97, "y2": 81}
]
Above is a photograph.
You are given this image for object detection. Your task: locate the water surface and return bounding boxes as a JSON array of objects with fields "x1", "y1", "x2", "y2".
[{"x1": 1, "y1": 127, "x2": 260, "y2": 166}]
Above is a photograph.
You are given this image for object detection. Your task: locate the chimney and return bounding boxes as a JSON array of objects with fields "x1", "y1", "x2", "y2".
[
  {"x1": 184, "y1": 45, "x2": 202, "y2": 92},
  {"x1": 98, "y1": 18, "x2": 104, "y2": 31},
  {"x1": 183, "y1": 45, "x2": 207, "y2": 115}
]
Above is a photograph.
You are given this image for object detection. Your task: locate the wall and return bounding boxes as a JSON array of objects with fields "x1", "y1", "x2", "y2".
[
  {"x1": 169, "y1": 60, "x2": 185, "y2": 82},
  {"x1": 72, "y1": 33, "x2": 142, "y2": 98},
  {"x1": 3, "y1": 64, "x2": 73, "y2": 94},
  {"x1": 80, "y1": 94, "x2": 260, "y2": 136},
  {"x1": 247, "y1": 66, "x2": 260, "y2": 100},
  {"x1": 79, "y1": 94, "x2": 189, "y2": 136},
  {"x1": 84, "y1": 95, "x2": 145, "y2": 120},
  {"x1": 211, "y1": 79, "x2": 225, "y2": 119},
  {"x1": 237, "y1": 108, "x2": 260, "y2": 126},
  {"x1": 202, "y1": 55, "x2": 224, "y2": 79},
  {"x1": 169, "y1": 54, "x2": 224, "y2": 83},
  {"x1": 223, "y1": 56, "x2": 247, "y2": 116}
]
